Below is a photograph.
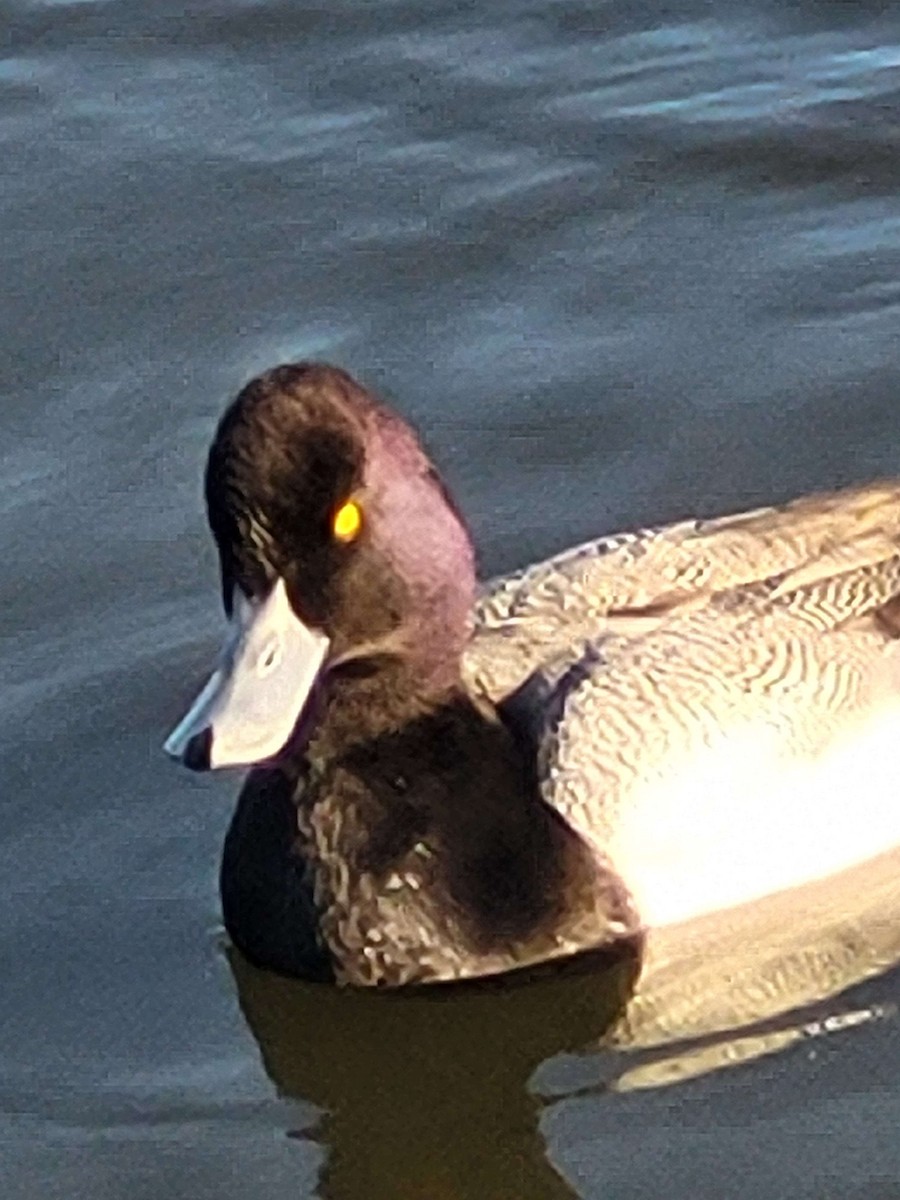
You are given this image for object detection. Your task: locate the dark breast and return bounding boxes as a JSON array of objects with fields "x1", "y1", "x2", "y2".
[
  {"x1": 297, "y1": 695, "x2": 636, "y2": 986},
  {"x1": 220, "y1": 764, "x2": 334, "y2": 981}
]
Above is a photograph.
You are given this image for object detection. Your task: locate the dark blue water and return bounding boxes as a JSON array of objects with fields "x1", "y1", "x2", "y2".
[{"x1": 3, "y1": 1, "x2": 900, "y2": 1196}]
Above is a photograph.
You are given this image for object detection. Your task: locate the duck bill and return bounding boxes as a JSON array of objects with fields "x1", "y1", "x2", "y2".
[{"x1": 164, "y1": 577, "x2": 330, "y2": 771}]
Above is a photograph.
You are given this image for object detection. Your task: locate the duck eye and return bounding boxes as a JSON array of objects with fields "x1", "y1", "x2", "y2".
[{"x1": 332, "y1": 499, "x2": 362, "y2": 543}]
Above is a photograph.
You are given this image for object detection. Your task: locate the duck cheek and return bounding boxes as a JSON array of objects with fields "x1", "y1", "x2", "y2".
[
  {"x1": 164, "y1": 577, "x2": 331, "y2": 770},
  {"x1": 331, "y1": 553, "x2": 410, "y2": 647}
]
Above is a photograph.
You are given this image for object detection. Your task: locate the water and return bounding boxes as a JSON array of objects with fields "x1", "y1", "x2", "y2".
[{"x1": 3, "y1": 0, "x2": 900, "y2": 1195}]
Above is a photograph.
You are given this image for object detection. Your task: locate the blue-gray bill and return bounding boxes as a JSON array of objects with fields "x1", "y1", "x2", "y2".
[{"x1": 164, "y1": 577, "x2": 329, "y2": 770}]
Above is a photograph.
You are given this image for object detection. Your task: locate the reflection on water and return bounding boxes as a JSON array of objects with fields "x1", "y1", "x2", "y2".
[
  {"x1": 615, "y1": 846, "x2": 900, "y2": 1052},
  {"x1": 228, "y1": 944, "x2": 639, "y2": 1200},
  {"x1": 229, "y1": 849, "x2": 900, "y2": 1197}
]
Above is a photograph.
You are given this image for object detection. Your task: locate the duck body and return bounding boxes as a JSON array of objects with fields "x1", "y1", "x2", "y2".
[
  {"x1": 166, "y1": 364, "x2": 900, "y2": 984},
  {"x1": 473, "y1": 495, "x2": 900, "y2": 929}
]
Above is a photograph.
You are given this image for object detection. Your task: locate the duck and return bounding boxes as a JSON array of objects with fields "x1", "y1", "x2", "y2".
[{"x1": 165, "y1": 362, "x2": 900, "y2": 986}]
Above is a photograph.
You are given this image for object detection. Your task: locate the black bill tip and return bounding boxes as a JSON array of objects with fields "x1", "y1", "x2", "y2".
[{"x1": 182, "y1": 727, "x2": 213, "y2": 772}]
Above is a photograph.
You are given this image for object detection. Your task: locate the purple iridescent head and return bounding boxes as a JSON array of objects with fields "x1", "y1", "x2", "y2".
[{"x1": 165, "y1": 363, "x2": 475, "y2": 770}]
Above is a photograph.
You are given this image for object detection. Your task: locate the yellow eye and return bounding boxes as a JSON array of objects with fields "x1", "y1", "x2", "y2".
[{"x1": 332, "y1": 499, "x2": 362, "y2": 543}]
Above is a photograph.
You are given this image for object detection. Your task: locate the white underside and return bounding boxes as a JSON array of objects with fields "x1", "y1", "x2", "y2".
[{"x1": 609, "y1": 704, "x2": 900, "y2": 928}]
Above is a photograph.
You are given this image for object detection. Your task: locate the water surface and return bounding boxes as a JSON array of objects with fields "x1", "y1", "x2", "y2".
[{"x1": 4, "y1": 0, "x2": 900, "y2": 1196}]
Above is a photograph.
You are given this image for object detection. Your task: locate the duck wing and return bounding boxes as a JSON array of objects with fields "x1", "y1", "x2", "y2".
[
  {"x1": 525, "y1": 486, "x2": 900, "y2": 927},
  {"x1": 465, "y1": 480, "x2": 900, "y2": 701}
]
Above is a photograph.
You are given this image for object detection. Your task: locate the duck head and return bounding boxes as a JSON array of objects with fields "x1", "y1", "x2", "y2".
[{"x1": 165, "y1": 363, "x2": 475, "y2": 770}]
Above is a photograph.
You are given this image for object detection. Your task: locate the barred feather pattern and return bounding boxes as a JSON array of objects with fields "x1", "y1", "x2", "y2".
[{"x1": 465, "y1": 482, "x2": 900, "y2": 927}]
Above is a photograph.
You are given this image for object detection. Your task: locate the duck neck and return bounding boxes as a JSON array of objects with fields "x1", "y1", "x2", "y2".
[{"x1": 311, "y1": 653, "x2": 465, "y2": 752}]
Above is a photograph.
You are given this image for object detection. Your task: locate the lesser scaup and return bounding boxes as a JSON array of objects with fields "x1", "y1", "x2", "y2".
[{"x1": 166, "y1": 363, "x2": 900, "y2": 984}]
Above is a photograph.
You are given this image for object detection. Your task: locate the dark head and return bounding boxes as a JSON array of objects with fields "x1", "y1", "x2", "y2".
[{"x1": 165, "y1": 363, "x2": 476, "y2": 769}]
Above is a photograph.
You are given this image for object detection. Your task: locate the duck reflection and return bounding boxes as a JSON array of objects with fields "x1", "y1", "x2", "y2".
[
  {"x1": 526, "y1": 845, "x2": 900, "y2": 1097},
  {"x1": 227, "y1": 847, "x2": 900, "y2": 1198},
  {"x1": 227, "y1": 942, "x2": 640, "y2": 1200}
]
